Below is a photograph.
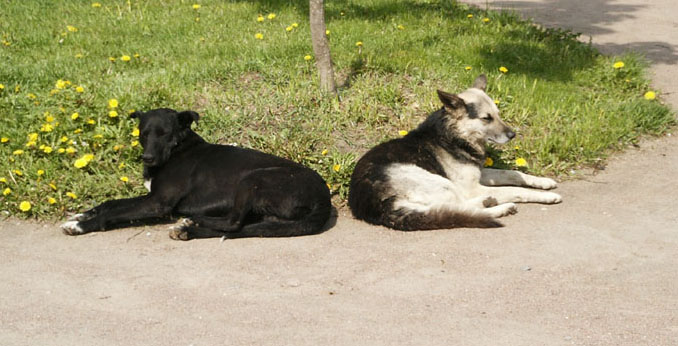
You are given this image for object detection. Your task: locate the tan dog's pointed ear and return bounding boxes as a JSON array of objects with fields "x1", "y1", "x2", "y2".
[
  {"x1": 437, "y1": 90, "x2": 465, "y2": 109},
  {"x1": 177, "y1": 110, "x2": 199, "y2": 128},
  {"x1": 472, "y1": 74, "x2": 487, "y2": 91}
]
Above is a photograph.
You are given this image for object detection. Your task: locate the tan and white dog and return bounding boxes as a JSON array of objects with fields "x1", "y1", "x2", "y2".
[{"x1": 348, "y1": 74, "x2": 561, "y2": 230}]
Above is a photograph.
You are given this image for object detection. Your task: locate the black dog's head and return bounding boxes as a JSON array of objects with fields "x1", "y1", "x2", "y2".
[{"x1": 131, "y1": 108, "x2": 199, "y2": 167}]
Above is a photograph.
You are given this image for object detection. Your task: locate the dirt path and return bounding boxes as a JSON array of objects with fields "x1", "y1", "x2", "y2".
[{"x1": 1, "y1": 1, "x2": 677, "y2": 345}]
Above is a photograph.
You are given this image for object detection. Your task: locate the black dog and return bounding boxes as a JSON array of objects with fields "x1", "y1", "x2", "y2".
[{"x1": 61, "y1": 108, "x2": 332, "y2": 240}]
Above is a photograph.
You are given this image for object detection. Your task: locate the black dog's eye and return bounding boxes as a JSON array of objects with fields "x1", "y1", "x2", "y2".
[{"x1": 482, "y1": 114, "x2": 494, "y2": 122}]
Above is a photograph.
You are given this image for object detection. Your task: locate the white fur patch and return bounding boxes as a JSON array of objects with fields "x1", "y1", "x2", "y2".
[
  {"x1": 144, "y1": 179, "x2": 152, "y2": 192},
  {"x1": 67, "y1": 213, "x2": 85, "y2": 221},
  {"x1": 60, "y1": 221, "x2": 84, "y2": 235},
  {"x1": 386, "y1": 164, "x2": 465, "y2": 213}
]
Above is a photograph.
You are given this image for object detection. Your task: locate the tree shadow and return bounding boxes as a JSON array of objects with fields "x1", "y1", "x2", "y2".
[{"x1": 466, "y1": 0, "x2": 678, "y2": 65}]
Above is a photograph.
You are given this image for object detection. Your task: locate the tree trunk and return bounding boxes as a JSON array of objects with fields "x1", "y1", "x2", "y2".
[{"x1": 309, "y1": 0, "x2": 336, "y2": 95}]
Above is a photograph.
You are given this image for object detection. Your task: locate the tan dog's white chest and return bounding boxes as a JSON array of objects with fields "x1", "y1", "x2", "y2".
[{"x1": 435, "y1": 148, "x2": 482, "y2": 193}]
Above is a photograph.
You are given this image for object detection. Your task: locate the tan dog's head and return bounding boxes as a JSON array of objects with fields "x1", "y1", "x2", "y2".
[{"x1": 437, "y1": 74, "x2": 515, "y2": 146}]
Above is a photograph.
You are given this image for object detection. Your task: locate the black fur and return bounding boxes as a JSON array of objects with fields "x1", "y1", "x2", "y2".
[{"x1": 63, "y1": 108, "x2": 332, "y2": 240}]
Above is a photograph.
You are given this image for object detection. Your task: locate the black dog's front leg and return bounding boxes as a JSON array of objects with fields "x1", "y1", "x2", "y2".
[{"x1": 61, "y1": 195, "x2": 173, "y2": 235}]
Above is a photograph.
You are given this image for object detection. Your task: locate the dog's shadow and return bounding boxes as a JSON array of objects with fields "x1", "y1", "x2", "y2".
[{"x1": 97, "y1": 207, "x2": 339, "y2": 241}]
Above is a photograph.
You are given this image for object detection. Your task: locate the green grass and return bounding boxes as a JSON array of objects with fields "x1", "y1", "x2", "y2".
[{"x1": 0, "y1": 0, "x2": 674, "y2": 218}]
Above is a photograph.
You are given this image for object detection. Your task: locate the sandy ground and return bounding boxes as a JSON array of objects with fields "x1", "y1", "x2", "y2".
[{"x1": 2, "y1": 1, "x2": 677, "y2": 345}]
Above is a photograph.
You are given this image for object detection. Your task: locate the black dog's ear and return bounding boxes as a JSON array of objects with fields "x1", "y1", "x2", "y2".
[
  {"x1": 437, "y1": 90, "x2": 465, "y2": 110},
  {"x1": 130, "y1": 110, "x2": 143, "y2": 119},
  {"x1": 177, "y1": 110, "x2": 199, "y2": 129},
  {"x1": 472, "y1": 74, "x2": 487, "y2": 91}
]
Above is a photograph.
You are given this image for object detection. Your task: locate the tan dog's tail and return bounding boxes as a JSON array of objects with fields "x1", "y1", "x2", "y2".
[{"x1": 386, "y1": 209, "x2": 502, "y2": 231}]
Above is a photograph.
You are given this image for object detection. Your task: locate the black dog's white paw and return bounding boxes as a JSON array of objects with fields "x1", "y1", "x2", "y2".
[
  {"x1": 61, "y1": 221, "x2": 85, "y2": 235},
  {"x1": 168, "y1": 218, "x2": 194, "y2": 241}
]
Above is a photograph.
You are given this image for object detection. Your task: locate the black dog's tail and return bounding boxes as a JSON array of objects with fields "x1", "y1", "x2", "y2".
[
  {"x1": 225, "y1": 201, "x2": 333, "y2": 239},
  {"x1": 384, "y1": 208, "x2": 502, "y2": 231}
]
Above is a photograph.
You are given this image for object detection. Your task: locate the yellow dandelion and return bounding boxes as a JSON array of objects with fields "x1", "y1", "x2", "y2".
[
  {"x1": 108, "y1": 98, "x2": 119, "y2": 108},
  {"x1": 28, "y1": 133, "x2": 38, "y2": 142},
  {"x1": 48, "y1": 197, "x2": 57, "y2": 205},
  {"x1": 355, "y1": 41, "x2": 363, "y2": 47},
  {"x1": 37, "y1": 169, "x2": 45, "y2": 176},
  {"x1": 121, "y1": 55, "x2": 131, "y2": 62},
  {"x1": 286, "y1": 26, "x2": 293, "y2": 32},
  {"x1": 66, "y1": 192, "x2": 78, "y2": 199},
  {"x1": 0, "y1": 177, "x2": 6, "y2": 184},
  {"x1": 267, "y1": 13, "x2": 276, "y2": 20},
  {"x1": 74, "y1": 158, "x2": 88, "y2": 168},
  {"x1": 1, "y1": 137, "x2": 8, "y2": 143},
  {"x1": 118, "y1": 162, "x2": 126, "y2": 169},
  {"x1": 25, "y1": 141, "x2": 36, "y2": 148},
  {"x1": 13, "y1": 169, "x2": 22, "y2": 176},
  {"x1": 613, "y1": 61, "x2": 624, "y2": 69},
  {"x1": 333, "y1": 164, "x2": 341, "y2": 172},
  {"x1": 0, "y1": 84, "x2": 4, "y2": 90},
  {"x1": 255, "y1": 33, "x2": 264, "y2": 40},
  {"x1": 109, "y1": 110, "x2": 119, "y2": 118},
  {"x1": 87, "y1": 119, "x2": 95, "y2": 125},
  {"x1": 499, "y1": 66, "x2": 508, "y2": 73},
  {"x1": 67, "y1": 25, "x2": 78, "y2": 32},
  {"x1": 19, "y1": 201, "x2": 32, "y2": 212},
  {"x1": 321, "y1": 149, "x2": 328, "y2": 156},
  {"x1": 92, "y1": 134, "x2": 103, "y2": 139},
  {"x1": 325, "y1": 29, "x2": 330, "y2": 35},
  {"x1": 13, "y1": 149, "x2": 24, "y2": 155},
  {"x1": 120, "y1": 176, "x2": 129, "y2": 182},
  {"x1": 27, "y1": 93, "x2": 37, "y2": 100},
  {"x1": 60, "y1": 136, "x2": 69, "y2": 143},
  {"x1": 75, "y1": 53, "x2": 83, "y2": 59},
  {"x1": 65, "y1": 147, "x2": 76, "y2": 154},
  {"x1": 134, "y1": 53, "x2": 140, "y2": 58},
  {"x1": 398, "y1": 130, "x2": 408, "y2": 136},
  {"x1": 58, "y1": 148, "x2": 65, "y2": 153},
  {"x1": 3, "y1": 188, "x2": 11, "y2": 196},
  {"x1": 75, "y1": 86, "x2": 84, "y2": 93},
  {"x1": 73, "y1": 129, "x2": 83, "y2": 134},
  {"x1": 257, "y1": 15, "x2": 264, "y2": 22},
  {"x1": 131, "y1": 140, "x2": 139, "y2": 147},
  {"x1": 484, "y1": 157, "x2": 494, "y2": 167},
  {"x1": 92, "y1": 2, "x2": 102, "y2": 8},
  {"x1": 482, "y1": 17, "x2": 490, "y2": 23},
  {"x1": 494, "y1": 99, "x2": 500, "y2": 105},
  {"x1": 397, "y1": 25, "x2": 404, "y2": 30},
  {"x1": 467, "y1": 14, "x2": 473, "y2": 18},
  {"x1": 515, "y1": 157, "x2": 528, "y2": 167},
  {"x1": 195, "y1": 17, "x2": 200, "y2": 22},
  {"x1": 465, "y1": 66, "x2": 472, "y2": 71},
  {"x1": 45, "y1": 114, "x2": 55, "y2": 122},
  {"x1": 40, "y1": 124, "x2": 54, "y2": 132},
  {"x1": 55, "y1": 79, "x2": 67, "y2": 89},
  {"x1": 192, "y1": 4, "x2": 201, "y2": 10},
  {"x1": 644, "y1": 91, "x2": 656, "y2": 100},
  {"x1": 132, "y1": 128, "x2": 139, "y2": 137},
  {"x1": 43, "y1": 146, "x2": 53, "y2": 154},
  {"x1": 109, "y1": 57, "x2": 116, "y2": 62},
  {"x1": 49, "y1": 183, "x2": 57, "y2": 190},
  {"x1": 304, "y1": 55, "x2": 312, "y2": 61},
  {"x1": 292, "y1": 23, "x2": 299, "y2": 28}
]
